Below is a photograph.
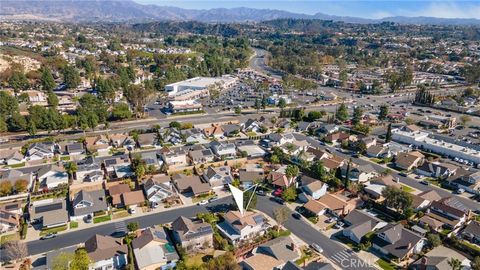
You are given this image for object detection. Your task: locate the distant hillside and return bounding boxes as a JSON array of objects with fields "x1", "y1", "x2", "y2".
[{"x1": 1, "y1": 0, "x2": 480, "y2": 25}]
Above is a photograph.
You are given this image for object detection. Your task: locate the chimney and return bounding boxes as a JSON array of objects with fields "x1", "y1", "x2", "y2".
[
  {"x1": 407, "y1": 242, "x2": 412, "y2": 250},
  {"x1": 289, "y1": 242, "x2": 295, "y2": 251}
]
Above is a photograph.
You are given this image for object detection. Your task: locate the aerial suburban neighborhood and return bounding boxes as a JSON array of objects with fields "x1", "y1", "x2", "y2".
[{"x1": 1, "y1": 1, "x2": 480, "y2": 270}]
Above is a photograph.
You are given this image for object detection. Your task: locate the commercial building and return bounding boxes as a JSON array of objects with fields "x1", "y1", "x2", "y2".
[{"x1": 164, "y1": 76, "x2": 237, "y2": 96}]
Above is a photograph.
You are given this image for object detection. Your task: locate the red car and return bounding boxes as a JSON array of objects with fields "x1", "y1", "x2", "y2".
[{"x1": 273, "y1": 188, "x2": 283, "y2": 197}]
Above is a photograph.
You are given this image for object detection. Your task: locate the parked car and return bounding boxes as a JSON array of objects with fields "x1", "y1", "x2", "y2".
[
  {"x1": 311, "y1": 243, "x2": 323, "y2": 253},
  {"x1": 84, "y1": 214, "x2": 93, "y2": 223},
  {"x1": 40, "y1": 233, "x2": 57, "y2": 240},
  {"x1": 255, "y1": 190, "x2": 266, "y2": 196},
  {"x1": 455, "y1": 189, "x2": 465, "y2": 194},
  {"x1": 420, "y1": 180, "x2": 430, "y2": 185},
  {"x1": 128, "y1": 207, "x2": 136, "y2": 214},
  {"x1": 326, "y1": 217, "x2": 337, "y2": 223},
  {"x1": 208, "y1": 195, "x2": 219, "y2": 203},
  {"x1": 292, "y1": 212, "x2": 302, "y2": 219},
  {"x1": 334, "y1": 222, "x2": 344, "y2": 229},
  {"x1": 399, "y1": 172, "x2": 408, "y2": 177},
  {"x1": 271, "y1": 196, "x2": 285, "y2": 205},
  {"x1": 197, "y1": 200, "x2": 209, "y2": 205}
]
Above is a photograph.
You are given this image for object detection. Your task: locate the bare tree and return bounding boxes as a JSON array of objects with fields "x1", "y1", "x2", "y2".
[
  {"x1": 3, "y1": 240, "x2": 28, "y2": 262},
  {"x1": 273, "y1": 206, "x2": 290, "y2": 232}
]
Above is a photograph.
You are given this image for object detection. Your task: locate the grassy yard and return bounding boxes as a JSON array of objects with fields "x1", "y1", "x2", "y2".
[
  {"x1": 112, "y1": 210, "x2": 130, "y2": 219},
  {"x1": 93, "y1": 215, "x2": 112, "y2": 224},
  {"x1": 401, "y1": 184, "x2": 415, "y2": 193},
  {"x1": 425, "y1": 177, "x2": 441, "y2": 186},
  {"x1": 70, "y1": 221, "x2": 78, "y2": 229},
  {"x1": 0, "y1": 233, "x2": 19, "y2": 244},
  {"x1": 376, "y1": 259, "x2": 397, "y2": 270},
  {"x1": 185, "y1": 251, "x2": 213, "y2": 268},
  {"x1": 192, "y1": 193, "x2": 216, "y2": 204},
  {"x1": 60, "y1": 156, "x2": 71, "y2": 161},
  {"x1": 40, "y1": 225, "x2": 68, "y2": 236},
  {"x1": 7, "y1": 162, "x2": 26, "y2": 168}
]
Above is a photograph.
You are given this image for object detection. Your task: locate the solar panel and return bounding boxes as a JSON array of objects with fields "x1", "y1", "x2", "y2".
[
  {"x1": 5, "y1": 204, "x2": 17, "y2": 210},
  {"x1": 35, "y1": 202, "x2": 63, "y2": 213}
]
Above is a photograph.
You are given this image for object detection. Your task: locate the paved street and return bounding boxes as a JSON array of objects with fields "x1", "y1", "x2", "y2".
[{"x1": 257, "y1": 196, "x2": 376, "y2": 270}]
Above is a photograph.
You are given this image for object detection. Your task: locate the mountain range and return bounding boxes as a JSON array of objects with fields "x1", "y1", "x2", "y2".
[{"x1": 1, "y1": 0, "x2": 479, "y2": 25}]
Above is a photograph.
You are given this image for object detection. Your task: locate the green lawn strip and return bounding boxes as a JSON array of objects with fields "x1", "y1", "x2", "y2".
[
  {"x1": 93, "y1": 215, "x2": 112, "y2": 224},
  {"x1": 7, "y1": 162, "x2": 26, "y2": 168},
  {"x1": 401, "y1": 184, "x2": 415, "y2": 193},
  {"x1": 192, "y1": 193, "x2": 215, "y2": 204},
  {"x1": 40, "y1": 225, "x2": 68, "y2": 236},
  {"x1": 70, "y1": 221, "x2": 78, "y2": 229},
  {"x1": 0, "y1": 233, "x2": 19, "y2": 244},
  {"x1": 376, "y1": 258, "x2": 396, "y2": 270}
]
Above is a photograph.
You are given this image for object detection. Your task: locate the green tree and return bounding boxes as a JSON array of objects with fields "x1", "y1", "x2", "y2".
[
  {"x1": 169, "y1": 121, "x2": 181, "y2": 129},
  {"x1": 62, "y1": 65, "x2": 81, "y2": 89},
  {"x1": 0, "y1": 181, "x2": 13, "y2": 196},
  {"x1": 70, "y1": 248, "x2": 91, "y2": 270},
  {"x1": 124, "y1": 84, "x2": 154, "y2": 117},
  {"x1": 41, "y1": 67, "x2": 56, "y2": 91},
  {"x1": 285, "y1": 164, "x2": 299, "y2": 179},
  {"x1": 234, "y1": 106, "x2": 242, "y2": 115},
  {"x1": 64, "y1": 161, "x2": 78, "y2": 179},
  {"x1": 281, "y1": 186, "x2": 297, "y2": 202},
  {"x1": 270, "y1": 154, "x2": 280, "y2": 164},
  {"x1": 47, "y1": 90, "x2": 59, "y2": 107},
  {"x1": 310, "y1": 161, "x2": 328, "y2": 181},
  {"x1": 381, "y1": 186, "x2": 413, "y2": 213},
  {"x1": 9, "y1": 70, "x2": 30, "y2": 93},
  {"x1": 385, "y1": 123, "x2": 392, "y2": 142},
  {"x1": 278, "y1": 98, "x2": 287, "y2": 109},
  {"x1": 471, "y1": 256, "x2": 480, "y2": 270},
  {"x1": 352, "y1": 107, "x2": 363, "y2": 125},
  {"x1": 7, "y1": 113, "x2": 27, "y2": 132},
  {"x1": 379, "y1": 104, "x2": 389, "y2": 121},
  {"x1": 111, "y1": 103, "x2": 132, "y2": 120},
  {"x1": 51, "y1": 252, "x2": 74, "y2": 270},
  {"x1": 0, "y1": 92, "x2": 19, "y2": 117},
  {"x1": 127, "y1": 222, "x2": 139, "y2": 232},
  {"x1": 426, "y1": 233, "x2": 441, "y2": 248},
  {"x1": 197, "y1": 212, "x2": 219, "y2": 224},
  {"x1": 336, "y1": 103, "x2": 349, "y2": 122}
]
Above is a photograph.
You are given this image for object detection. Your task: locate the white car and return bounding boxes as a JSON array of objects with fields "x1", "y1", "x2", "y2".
[
  {"x1": 311, "y1": 243, "x2": 323, "y2": 253},
  {"x1": 197, "y1": 200, "x2": 208, "y2": 205}
]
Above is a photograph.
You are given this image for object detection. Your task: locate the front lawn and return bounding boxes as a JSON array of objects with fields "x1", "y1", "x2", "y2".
[
  {"x1": 376, "y1": 259, "x2": 397, "y2": 270},
  {"x1": 401, "y1": 184, "x2": 415, "y2": 193},
  {"x1": 93, "y1": 215, "x2": 112, "y2": 224},
  {"x1": 192, "y1": 193, "x2": 216, "y2": 204},
  {"x1": 8, "y1": 162, "x2": 26, "y2": 168},
  {"x1": 0, "y1": 233, "x2": 19, "y2": 244},
  {"x1": 185, "y1": 251, "x2": 214, "y2": 268},
  {"x1": 40, "y1": 225, "x2": 68, "y2": 236}
]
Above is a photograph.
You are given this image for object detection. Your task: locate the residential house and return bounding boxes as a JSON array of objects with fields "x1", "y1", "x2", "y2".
[
  {"x1": 365, "y1": 145, "x2": 391, "y2": 159},
  {"x1": 415, "y1": 161, "x2": 457, "y2": 179},
  {"x1": 37, "y1": 164, "x2": 69, "y2": 189},
  {"x1": 209, "y1": 141, "x2": 237, "y2": 159},
  {"x1": 372, "y1": 224, "x2": 425, "y2": 261},
  {"x1": 188, "y1": 148, "x2": 215, "y2": 165},
  {"x1": 342, "y1": 210, "x2": 388, "y2": 244},
  {"x1": 301, "y1": 179, "x2": 328, "y2": 200},
  {"x1": 85, "y1": 234, "x2": 128, "y2": 270},
  {"x1": 411, "y1": 190, "x2": 442, "y2": 211},
  {"x1": 316, "y1": 124, "x2": 339, "y2": 135},
  {"x1": 108, "y1": 183, "x2": 145, "y2": 209},
  {"x1": 161, "y1": 149, "x2": 187, "y2": 167},
  {"x1": 0, "y1": 169, "x2": 34, "y2": 193},
  {"x1": 461, "y1": 220, "x2": 480, "y2": 245},
  {"x1": 303, "y1": 199, "x2": 327, "y2": 216},
  {"x1": 239, "y1": 170, "x2": 264, "y2": 189},
  {"x1": 110, "y1": 134, "x2": 136, "y2": 150},
  {"x1": 140, "y1": 151, "x2": 163, "y2": 170},
  {"x1": 202, "y1": 166, "x2": 233, "y2": 189},
  {"x1": 0, "y1": 209, "x2": 19, "y2": 233},
  {"x1": 172, "y1": 174, "x2": 211, "y2": 197},
  {"x1": 137, "y1": 133, "x2": 158, "y2": 148},
  {"x1": 203, "y1": 124, "x2": 224, "y2": 138},
  {"x1": 340, "y1": 163, "x2": 378, "y2": 183},
  {"x1": 103, "y1": 155, "x2": 131, "y2": 177},
  {"x1": 159, "y1": 128, "x2": 183, "y2": 145},
  {"x1": 26, "y1": 142, "x2": 55, "y2": 161},
  {"x1": 181, "y1": 128, "x2": 208, "y2": 144},
  {"x1": 394, "y1": 151, "x2": 425, "y2": 171},
  {"x1": 424, "y1": 197, "x2": 471, "y2": 230},
  {"x1": 236, "y1": 141, "x2": 267, "y2": 158},
  {"x1": 410, "y1": 245, "x2": 471, "y2": 270},
  {"x1": 0, "y1": 150, "x2": 24, "y2": 165},
  {"x1": 447, "y1": 169, "x2": 480, "y2": 194},
  {"x1": 65, "y1": 142, "x2": 85, "y2": 156},
  {"x1": 217, "y1": 210, "x2": 269, "y2": 245},
  {"x1": 325, "y1": 132, "x2": 357, "y2": 145},
  {"x1": 71, "y1": 189, "x2": 108, "y2": 220},
  {"x1": 268, "y1": 165, "x2": 296, "y2": 189},
  {"x1": 240, "y1": 236, "x2": 300, "y2": 270},
  {"x1": 143, "y1": 175, "x2": 175, "y2": 207},
  {"x1": 30, "y1": 198, "x2": 69, "y2": 228},
  {"x1": 85, "y1": 135, "x2": 111, "y2": 156},
  {"x1": 359, "y1": 136, "x2": 377, "y2": 149},
  {"x1": 296, "y1": 121, "x2": 321, "y2": 133},
  {"x1": 222, "y1": 124, "x2": 241, "y2": 137},
  {"x1": 132, "y1": 226, "x2": 179, "y2": 270},
  {"x1": 364, "y1": 175, "x2": 401, "y2": 200},
  {"x1": 316, "y1": 193, "x2": 362, "y2": 217},
  {"x1": 268, "y1": 133, "x2": 295, "y2": 146},
  {"x1": 241, "y1": 119, "x2": 262, "y2": 133},
  {"x1": 171, "y1": 216, "x2": 213, "y2": 251},
  {"x1": 75, "y1": 158, "x2": 104, "y2": 182}
]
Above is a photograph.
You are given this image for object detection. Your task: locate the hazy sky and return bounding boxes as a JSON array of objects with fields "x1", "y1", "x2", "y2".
[{"x1": 134, "y1": 0, "x2": 480, "y2": 19}]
